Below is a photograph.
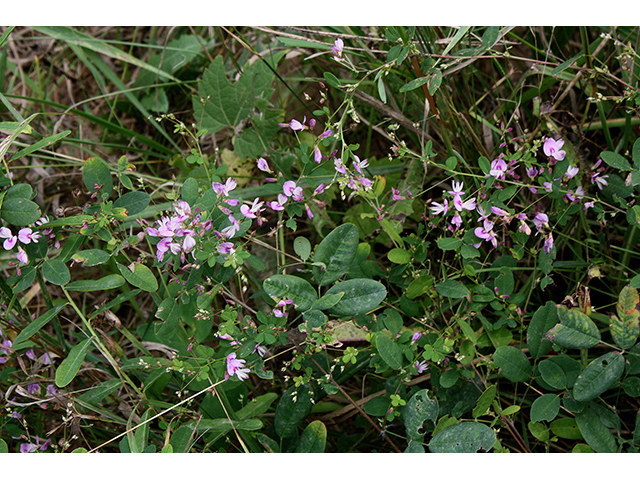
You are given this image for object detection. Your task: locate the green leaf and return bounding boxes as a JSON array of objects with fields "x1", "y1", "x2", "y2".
[
  {"x1": 546, "y1": 305, "x2": 601, "y2": 349},
  {"x1": 10, "y1": 131, "x2": 71, "y2": 162},
  {"x1": 235, "y1": 393, "x2": 278, "y2": 420},
  {"x1": 42, "y1": 259, "x2": 71, "y2": 286},
  {"x1": 155, "y1": 297, "x2": 180, "y2": 337},
  {"x1": 12, "y1": 303, "x2": 67, "y2": 347},
  {"x1": 293, "y1": 236, "x2": 311, "y2": 261},
  {"x1": 71, "y1": 249, "x2": 111, "y2": 267},
  {"x1": 610, "y1": 285, "x2": 640, "y2": 350},
  {"x1": 388, "y1": 248, "x2": 411, "y2": 264},
  {"x1": 457, "y1": 318, "x2": 477, "y2": 344},
  {"x1": 117, "y1": 263, "x2": 158, "y2": 292},
  {"x1": 66, "y1": 274, "x2": 125, "y2": 292},
  {"x1": 429, "y1": 421, "x2": 496, "y2": 453},
  {"x1": 274, "y1": 385, "x2": 313, "y2": 438},
  {"x1": 406, "y1": 275, "x2": 434, "y2": 299},
  {"x1": 399, "y1": 75, "x2": 432, "y2": 93},
  {"x1": 113, "y1": 191, "x2": 150, "y2": 217},
  {"x1": 186, "y1": 418, "x2": 262, "y2": 433},
  {"x1": 530, "y1": 394, "x2": 560, "y2": 423},
  {"x1": 550, "y1": 418, "x2": 583, "y2": 440},
  {"x1": 375, "y1": 333, "x2": 403, "y2": 370},
  {"x1": 55, "y1": 338, "x2": 93, "y2": 387},
  {"x1": 382, "y1": 308, "x2": 403, "y2": 336},
  {"x1": 436, "y1": 279, "x2": 469, "y2": 299},
  {"x1": 76, "y1": 379, "x2": 122, "y2": 405},
  {"x1": 82, "y1": 157, "x2": 113, "y2": 201},
  {"x1": 310, "y1": 292, "x2": 344, "y2": 311},
  {"x1": 11, "y1": 267, "x2": 37, "y2": 294},
  {"x1": 437, "y1": 237, "x2": 462, "y2": 251},
  {"x1": 263, "y1": 274, "x2": 317, "y2": 312},
  {"x1": 303, "y1": 309, "x2": 327, "y2": 329},
  {"x1": 538, "y1": 359, "x2": 567, "y2": 390},
  {"x1": 575, "y1": 405, "x2": 617, "y2": 453},
  {"x1": 326, "y1": 278, "x2": 387, "y2": 316},
  {"x1": 600, "y1": 150, "x2": 631, "y2": 171},
  {"x1": 573, "y1": 352, "x2": 625, "y2": 402},
  {"x1": 472, "y1": 385, "x2": 496, "y2": 418},
  {"x1": 295, "y1": 420, "x2": 327, "y2": 453},
  {"x1": 633, "y1": 137, "x2": 640, "y2": 168},
  {"x1": 181, "y1": 177, "x2": 200, "y2": 205},
  {"x1": 493, "y1": 346, "x2": 532, "y2": 382},
  {"x1": 0, "y1": 439, "x2": 7, "y2": 453},
  {"x1": 323, "y1": 71, "x2": 341, "y2": 88},
  {"x1": 527, "y1": 301, "x2": 558, "y2": 359},
  {"x1": 405, "y1": 389, "x2": 439, "y2": 440},
  {"x1": 0, "y1": 197, "x2": 42, "y2": 226},
  {"x1": 313, "y1": 223, "x2": 359, "y2": 286}
]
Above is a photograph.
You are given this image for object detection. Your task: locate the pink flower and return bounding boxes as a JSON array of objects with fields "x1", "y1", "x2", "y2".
[
  {"x1": 334, "y1": 157, "x2": 347, "y2": 175},
  {"x1": 319, "y1": 129, "x2": 333, "y2": 139},
  {"x1": 489, "y1": 158, "x2": 508, "y2": 179},
  {"x1": 314, "y1": 146, "x2": 322, "y2": 163},
  {"x1": 221, "y1": 215, "x2": 240, "y2": 238},
  {"x1": 280, "y1": 117, "x2": 307, "y2": 131},
  {"x1": 257, "y1": 157, "x2": 271, "y2": 173},
  {"x1": 411, "y1": 332, "x2": 422, "y2": 343},
  {"x1": 532, "y1": 212, "x2": 548, "y2": 230},
  {"x1": 217, "y1": 242, "x2": 235, "y2": 255},
  {"x1": 415, "y1": 360, "x2": 429, "y2": 374},
  {"x1": 392, "y1": 188, "x2": 405, "y2": 201},
  {"x1": 305, "y1": 204, "x2": 314, "y2": 219},
  {"x1": 212, "y1": 178, "x2": 237, "y2": 197},
  {"x1": 173, "y1": 200, "x2": 191, "y2": 217},
  {"x1": 18, "y1": 228, "x2": 40, "y2": 244},
  {"x1": 430, "y1": 199, "x2": 448, "y2": 216},
  {"x1": 543, "y1": 234, "x2": 554, "y2": 254},
  {"x1": 0, "y1": 226, "x2": 16, "y2": 250},
  {"x1": 226, "y1": 352, "x2": 250, "y2": 381},
  {"x1": 17, "y1": 246, "x2": 28, "y2": 265},
  {"x1": 331, "y1": 38, "x2": 344, "y2": 60},
  {"x1": 283, "y1": 181, "x2": 303, "y2": 201},
  {"x1": 353, "y1": 155, "x2": 369, "y2": 174},
  {"x1": 543, "y1": 137, "x2": 566, "y2": 161},
  {"x1": 455, "y1": 196, "x2": 476, "y2": 212},
  {"x1": 475, "y1": 220, "x2": 497, "y2": 248},
  {"x1": 270, "y1": 200, "x2": 285, "y2": 211},
  {"x1": 314, "y1": 184, "x2": 325, "y2": 195},
  {"x1": 564, "y1": 165, "x2": 579, "y2": 180},
  {"x1": 240, "y1": 197, "x2": 265, "y2": 219}
]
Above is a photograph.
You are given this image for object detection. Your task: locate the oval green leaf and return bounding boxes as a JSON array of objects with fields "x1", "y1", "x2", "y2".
[
  {"x1": 600, "y1": 150, "x2": 631, "y2": 171},
  {"x1": 295, "y1": 420, "x2": 327, "y2": 453},
  {"x1": 155, "y1": 297, "x2": 180, "y2": 337},
  {"x1": 71, "y1": 248, "x2": 111, "y2": 267},
  {"x1": 388, "y1": 248, "x2": 411, "y2": 264},
  {"x1": 573, "y1": 352, "x2": 625, "y2": 402},
  {"x1": 293, "y1": 236, "x2": 311, "y2": 261},
  {"x1": 117, "y1": 263, "x2": 158, "y2": 292},
  {"x1": 575, "y1": 405, "x2": 617, "y2": 452},
  {"x1": 83, "y1": 157, "x2": 113, "y2": 200},
  {"x1": 12, "y1": 303, "x2": 67, "y2": 347},
  {"x1": 66, "y1": 274, "x2": 125, "y2": 292},
  {"x1": 375, "y1": 333, "x2": 403, "y2": 370},
  {"x1": 326, "y1": 278, "x2": 387, "y2": 316},
  {"x1": 437, "y1": 237, "x2": 462, "y2": 251},
  {"x1": 42, "y1": 259, "x2": 71, "y2": 286},
  {"x1": 527, "y1": 301, "x2": 559, "y2": 359},
  {"x1": 55, "y1": 338, "x2": 93, "y2": 387},
  {"x1": 436, "y1": 279, "x2": 469, "y2": 299},
  {"x1": 429, "y1": 422, "x2": 496, "y2": 453},
  {"x1": 0, "y1": 197, "x2": 41, "y2": 226},
  {"x1": 493, "y1": 346, "x2": 532, "y2": 382},
  {"x1": 274, "y1": 385, "x2": 313, "y2": 439},
  {"x1": 530, "y1": 394, "x2": 560, "y2": 423},
  {"x1": 313, "y1": 223, "x2": 359, "y2": 286},
  {"x1": 263, "y1": 274, "x2": 317, "y2": 312},
  {"x1": 405, "y1": 389, "x2": 439, "y2": 440},
  {"x1": 546, "y1": 305, "x2": 601, "y2": 349},
  {"x1": 113, "y1": 191, "x2": 150, "y2": 216}
]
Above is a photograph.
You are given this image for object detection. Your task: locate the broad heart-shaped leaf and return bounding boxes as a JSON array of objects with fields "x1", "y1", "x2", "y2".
[
  {"x1": 546, "y1": 305, "x2": 601, "y2": 349},
  {"x1": 154, "y1": 297, "x2": 180, "y2": 337},
  {"x1": 429, "y1": 422, "x2": 496, "y2": 453},
  {"x1": 274, "y1": 385, "x2": 313, "y2": 439},
  {"x1": 66, "y1": 274, "x2": 125, "y2": 292},
  {"x1": 42, "y1": 259, "x2": 71, "y2": 286},
  {"x1": 575, "y1": 404, "x2": 618, "y2": 453},
  {"x1": 295, "y1": 420, "x2": 327, "y2": 453},
  {"x1": 610, "y1": 285, "x2": 640, "y2": 350},
  {"x1": 312, "y1": 223, "x2": 359, "y2": 286},
  {"x1": 573, "y1": 352, "x2": 625, "y2": 402},
  {"x1": 493, "y1": 346, "x2": 532, "y2": 382},
  {"x1": 0, "y1": 197, "x2": 41, "y2": 226},
  {"x1": 117, "y1": 263, "x2": 158, "y2": 292},
  {"x1": 405, "y1": 389, "x2": 439, "y2": 440},
  {"x1": 113, "y1": 191, "x2": 150, "y2": 217},
  {"x1": 12, "y1": 303, "x2": 67, "y2": 348},
  {"x1": 82, "y1": 157, "x2": 113, "y2": 201},
  {"x1": 326, "y1": 278, "x2": 387, "y2": 317},
  {"x1": 375, "y1": 333, "x2": 403, "y2": 370},
  {"x1": 55, "y1": 338, "x2": 93, "y2": 387},
  {"x1": 263, "y1": 275, "x2": 317, "y2": 312},
  {"x1": 527, "y1": 301, "x2": 559, "y2": 359},
  {"x1": 435, "y1": 279, "x2": 469, "y2": 299},
  {"x1": 530, "y1": 394, "x2": 561, "y2": 423}
]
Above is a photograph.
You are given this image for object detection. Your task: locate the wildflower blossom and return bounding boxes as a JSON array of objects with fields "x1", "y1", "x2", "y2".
[
  {"x1": 430, "y1": 199, "x2": 449, "y2": 216},
  {"x1": 391, "y1": 188, "x2": 405, "y2": 201},
  {"x1": 319, "y1": 129, "x2": 333, "y2": 139},
  {"x1": 240, "y1": 197, "x2": 265, "y2": 219},
  {"x1": 0, "y1": 226, "x2": 16, "y2": 250},
  {"x1": 257, "y1": 157, "x2": 271, "y2": 173},
  {"x1": 331, "y1": 38, "x2": 344, "y2": 60},
  {"x1": 212, "y1": 178, "x2": 237, "y2": 197},
  {"x1": 411, "y1": 332, "x2": 422, "y2": 343},
  {"x1": 532, "y1": 212, "x2": 549, "y2": 230},
  {"x1": 17, "y1": 247, "x2": 28, "y2": 265},
  {"x1": 334, "y1": 157, "x2": 347, "y2": 175},
  {"x1": 226, "y1": 352, "x2": 250, "y2": 381},
  {"x1": 314, "y1": 184, "x2": 325, "y2": 195},
  {"x1": 353, "y1": 155, "x2": 369, "y2": 174},
  {"x1": 283, "y1": 181, "x2": 303, "y2": 201},
  {"x1": 314, "y1": 146, "x2": 322, "y2": 163},
  {"x1": 543, "y1": 234, "x2": 554, "y2": 254},
  {"x1": 543, "y1": 137, "x2": 566, "y2": 161},
  {"x1": 415, "y1": 360, "x2": 429, "y2": 374},
  {"x1": 475, "y1": 220, "x2": 497, "y2": 248},
  {"x1": 220, "y1": 215, "x2": 240, "y2": 238},
  {"x1": 217, "y1": 242, "x2": 235, "y2": 255},
  {"x1": 489, "y1": 158, "x2": 508, "y2": 180},
  {"x1": 279, "y1": 117, "x2": 307, "y2": 131},
  {"x1": 564, "y1": 165, "x2": 579, "y2": 180}
]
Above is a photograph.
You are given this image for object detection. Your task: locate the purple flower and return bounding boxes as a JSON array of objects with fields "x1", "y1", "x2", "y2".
[
  {"x1": 532, "y1": 212, "x2": 548, "y2": 230},
  {"x1": 489, "y1": 158, "x2": 508, "y2": 180},
  {"x1": 305, "y1": 204, "x2": 314, "y2": 219},
  {"x1": 543, "y1": 137, "x2": 566, "y2": 161},
  {"x1": 331, "y1": 38, "x2": 344, "y2": 60},
  {"x1": 18, "y1": 228, "x2": 40, "y2": 244},
  {"x1": 270, "y1": 200, "x2": 285, "y2": 211},
  {"x1": 314, "y1": 184, "x2": 325, "y2": 195},
  {"x1": 353, "y1": 155, "x2": 369, "y2": 174},
  {"x1": 283, "y1": 181, "x2": 303, "y2": 201},
  {"x1": 415, "y1": 360, "x2": 429, "y2": 374},
  {"x1": 17, "y1": 247, "x2": 28, "y2": 265},
  {"x1": 430, "y1": 199, "x2": 449, "y2": 216},
  {"x1": 212, "y1": 178, "x2": 237, "y2": 197},
  {"x1": 27, "y1": 384, "x2": 41, "y2": 396},
  {"x1": 564, "y1": 165, "x2": 579, "y2": 180},
  {"x1": 279, "y1": 117, "x2": 307, "y2": 131},
  {"x1": 217, "y1": 242, "x2": 235, "y2": 255},
  {"x1": 319, "y1": 129, "x2": 333, "y2": 139},
  {"x1": 257, "y1": 157, "x2": 271, "y2": 173},
  {"x1": 543, "y1": 234, "x2": 554, "y2": 254},
  {"x1": 0, "y1": 226, "x2": 17, "y2": 250},
  {"x1": 475, "y1": 220, "x2": 497, "y2": 248},
  {"x1": 314, "y1": 146, "x2": 322, "y2": 163},
  {"x1": 411, "y1": 332, "x2": 422, "y2": 343},
  {"x1": 392, "y1": 188, "x2": 405, "y2": 201},
  {"x1": 173, "y1": 200, "x2": 191, "y2": 217},
  {"x1": 240, "y1": 197, "x2": 265, "y2": 219},
  {"x1": 334, "y1": 157, "x2": 347, "y2": 175},
  {"x1": 226, "y1": 352, "x2": 250, "y2": 381}
]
